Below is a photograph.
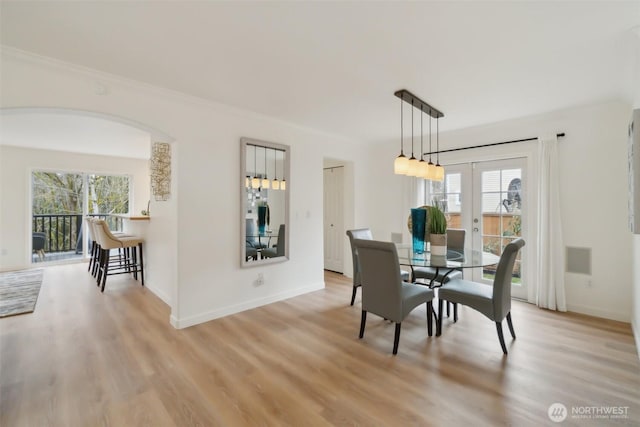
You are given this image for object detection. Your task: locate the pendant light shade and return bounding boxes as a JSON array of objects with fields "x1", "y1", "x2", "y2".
[
  {"x1": 245, "y1": 176, "x2": 251, "y2": 188},
  {"x1": 394, "y1": 155, "x2": 409, "y2": 175},
  {"x1": 417, "y1": 160, "x2": 429, "y2": 179}
]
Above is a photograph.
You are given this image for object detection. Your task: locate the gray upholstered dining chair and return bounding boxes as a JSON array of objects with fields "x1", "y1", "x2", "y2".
[
  {"x1": 353, "y1": 239, "x2": 434, "y2": 355},
  {"x1": 32, "y1": 232, "x2": 46, "y2": 262},
  {"x1": 437, "y1": 238, "x2": 525, "y2": 354},
  {"x1": 261, "y1": 224, "x2": 285, "y2": 258},
  {"x1": 346, "y1": 228, "x2": 410, "y2": 306},
  {"x1": 346, "y1": 228, "x2": 373, "y2": 305}
]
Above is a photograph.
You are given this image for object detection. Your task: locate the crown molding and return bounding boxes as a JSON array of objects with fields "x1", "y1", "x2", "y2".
[{"x1": 0, "y1": 46, "x2": 359, "y2": 145}]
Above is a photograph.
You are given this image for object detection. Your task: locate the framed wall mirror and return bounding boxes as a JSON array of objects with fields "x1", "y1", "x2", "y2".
[{"x1": 241, "y1": 137, "x2": 290, "y2": 267}]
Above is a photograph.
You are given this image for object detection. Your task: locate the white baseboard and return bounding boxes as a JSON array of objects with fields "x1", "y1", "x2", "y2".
[
  {"x1": 171, "y1": 281, "x2": 325, "y2": 329},
  {"x1": 144, "y1": 281, "x2": 171, "y2": 306},
  {"x1": 566, "y1": 303, "x2": 631, "y2": 323}
]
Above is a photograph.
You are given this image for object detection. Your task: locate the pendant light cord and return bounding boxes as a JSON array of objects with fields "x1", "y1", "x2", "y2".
[
  {"x1": 400, "y1": 97, "x2": 404, "y2": 155},
  {"x1": 428, "y1": 116, "x2": 433, "y2": 163},
  {"x1": 411, "y1": 100, "x2": 414, "y2": 158},
  {"x1": 436, "y1": 117, "x2": 440, "y2": 164},
  {"x1": 420, "y1": 110, "x2": 423, "y2": 161}
]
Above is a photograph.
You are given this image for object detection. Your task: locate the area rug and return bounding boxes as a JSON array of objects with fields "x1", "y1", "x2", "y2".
[{"x1": 0, "y1": 269, "x2": 44, "y2": 318}]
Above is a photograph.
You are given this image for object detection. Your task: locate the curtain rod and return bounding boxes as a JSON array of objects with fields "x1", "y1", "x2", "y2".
[{"x1": 423, "y1": 133, "x2": 565, "y2": 156}]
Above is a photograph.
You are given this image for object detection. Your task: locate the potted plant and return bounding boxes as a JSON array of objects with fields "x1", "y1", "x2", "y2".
[{"x1": 429, "y1": 202, "x2": 447, "y2": 256}]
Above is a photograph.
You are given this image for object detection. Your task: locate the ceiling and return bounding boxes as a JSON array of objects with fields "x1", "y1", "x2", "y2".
[{"x1": 1, "y1": 1, "x2": 639, "y2": 147}]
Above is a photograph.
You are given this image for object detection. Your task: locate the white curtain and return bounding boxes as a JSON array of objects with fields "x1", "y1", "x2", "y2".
[{"x1": 534, "y1": 135, "x2": 567, "y2": 311}]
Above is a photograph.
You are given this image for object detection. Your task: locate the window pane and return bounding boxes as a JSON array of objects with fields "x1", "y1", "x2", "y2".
[
  {"x1": 482, "y1": 193, "x2": 503, "y2": 213},
  {"x1": 88, "y1": 174, "x2": 130, "y2": 215},
  {"x1": 482, "y1": 170, "x2": 500, "y2": 192}
]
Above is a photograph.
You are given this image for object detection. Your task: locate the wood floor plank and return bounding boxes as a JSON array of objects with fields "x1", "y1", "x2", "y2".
[{"x1": 1, "y1": 264, "x2": 639, "y2": 426}]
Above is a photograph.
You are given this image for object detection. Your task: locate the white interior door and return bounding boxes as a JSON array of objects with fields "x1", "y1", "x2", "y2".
[
  {"x1": 323, "y1": 167, "x2": 344, "y2": 273},
  {"x1": 471, "y1": 158, "x2": 527, "y2": 299}
]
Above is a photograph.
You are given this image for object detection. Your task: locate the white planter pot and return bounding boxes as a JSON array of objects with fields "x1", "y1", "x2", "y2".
[{"x1": 430, "y1": 233, "x2": 447, "y2": 256}]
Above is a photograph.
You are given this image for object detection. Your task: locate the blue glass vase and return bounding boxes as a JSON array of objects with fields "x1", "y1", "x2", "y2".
[
  {"x1": 411, "y1": 208, "x2": 427, "y2": 254},
  {"x1": 257, "y1": 206, "x2": 267, "y2": 235}
]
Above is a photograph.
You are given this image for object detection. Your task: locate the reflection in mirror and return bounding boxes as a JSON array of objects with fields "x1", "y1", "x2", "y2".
[{"x1": 241, "y1": 138, "x2": 289, "y2": 266}]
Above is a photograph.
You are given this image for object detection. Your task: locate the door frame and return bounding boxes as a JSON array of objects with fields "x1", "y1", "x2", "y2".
[
  {"x1": 323, "y1": 166, "x2": 345, "y2": 273},
  {"x1": 425, "y1": 154, "x2": 533, "y2": 300}
]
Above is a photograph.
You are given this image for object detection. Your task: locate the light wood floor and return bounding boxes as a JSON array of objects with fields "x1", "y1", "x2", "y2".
[{"x1": 1, "y1": 264, "x2": 639, "y2": 426}]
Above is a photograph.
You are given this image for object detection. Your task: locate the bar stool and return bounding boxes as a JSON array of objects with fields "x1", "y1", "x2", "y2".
[
  {"x1": 85, "y1": 217, "x2": 131, "y2": 279},
  {"x1": 93, "y1": 219, "x2": 144, "y2": 292}
]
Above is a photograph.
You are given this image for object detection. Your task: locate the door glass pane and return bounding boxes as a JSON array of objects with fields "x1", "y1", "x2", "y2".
[
  {"x1": 430, "y1": 172, "x2": 462, "y2": 229},
  {"x1": 481, "y1": 168, "x2": 522, "y2": 284}
]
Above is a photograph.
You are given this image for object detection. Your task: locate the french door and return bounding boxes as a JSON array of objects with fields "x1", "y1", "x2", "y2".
[{"x1": 426, "y1": 158, "x2": 528, "y2": 299}]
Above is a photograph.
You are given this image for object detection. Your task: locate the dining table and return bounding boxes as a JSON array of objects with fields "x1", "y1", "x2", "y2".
[
  {"x1": 396, "y1": 244, "x2": 500, "y2": 287},
  {"x1": 396, "y1": 245, "x2": 500, "y2": 335}
]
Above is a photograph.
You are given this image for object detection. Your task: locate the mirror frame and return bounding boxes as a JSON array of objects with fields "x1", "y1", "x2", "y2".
[{"x1": 240, "y1": 137, "x2": 290, "y2": 267}]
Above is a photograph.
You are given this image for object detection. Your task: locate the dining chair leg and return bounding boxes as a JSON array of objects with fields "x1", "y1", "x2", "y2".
[
  {"x1": 88, "y1": 241, "x2": 95, "y2": 272},
  {"x1": 392, "y1": 323, "x2": 401, "y2": 355},
  {"x1": 446, "y1": 301, "x2": 450, "y2": 317},
  {"x1": 453, "y1": 303, "x2": 458, "y2": 323},
  {"x1": 350, "y1": 286, "x2": 358, "y2": 306},
  {"x1": 426, "y1": 301, "x2": 433, "y2": 337},
  {"x1": 437, "y1": 299, "x2": 444, "y2": 336},
  {"x1": 496, "y1": 321, "x2": 508, "y2": 354},
  {"x1": 506, "y1": 312, "x2": 516, "y2": 339},
  {"x1": 138, "y1": 242, "x2": 144, "y2": 286},
  {"x1": 100, "y1": 254, "x2": 109, "y2": 293},
  {"x1": 359, "y1": 310, "x2": 367, "y2": 338},
  {"x1": 96, "y1": 249, "x2": 106, "y2": 286}
]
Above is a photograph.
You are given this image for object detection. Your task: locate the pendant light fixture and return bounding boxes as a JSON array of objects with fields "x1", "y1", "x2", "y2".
[
  {"x1": 280, "y1": 149, "x2": 286, "y2": 191},
  {"x1": 251, "y1": 145, "x2": 261, "y2": 189},
  {"x1": 393, "y1": 89, "x2": 444, "y2": 181},
  {"x1": 434, "y1": 117, "x2": 445, "y2": 181},
  {"x1": 272, "y1": 148, "x2": 280, "y2": 190},
  {"x1": 261, "y1": 146, "x2": 270, "y2": 189},
  {"x1": 394, "y1": 96, "x2": 409, "y2": 174}
]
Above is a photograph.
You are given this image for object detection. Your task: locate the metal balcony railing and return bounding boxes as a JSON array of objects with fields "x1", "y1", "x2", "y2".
[{"x1": 32, "y1": 214, "x2": 123, "y2": 254}]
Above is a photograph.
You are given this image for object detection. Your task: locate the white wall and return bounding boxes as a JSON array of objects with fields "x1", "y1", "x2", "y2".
[
  {"x1": 364, "y1": 101, "x2": 634, "y2": 322},
  {"x1": 0, "y1": 49, "x2": 364, "y2": 328},
  {"x1": 0, "y1": 145, "x2": 150, "y2": 263}
]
